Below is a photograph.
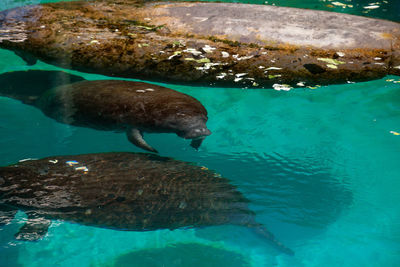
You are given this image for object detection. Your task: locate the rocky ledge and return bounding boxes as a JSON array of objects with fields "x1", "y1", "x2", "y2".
[{"x1": 0, "y1": 0, "x2": 399, "y2": 88}]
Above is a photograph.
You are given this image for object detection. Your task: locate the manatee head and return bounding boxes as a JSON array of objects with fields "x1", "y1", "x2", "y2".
[{"x1": 163, "y1": 112, "x2": 211, "y2": 149}]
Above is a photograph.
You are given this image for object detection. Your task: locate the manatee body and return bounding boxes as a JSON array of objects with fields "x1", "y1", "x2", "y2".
[
  {"x1": 0, "y1": 152, "x2": 293, "y2": 255},
  {"x1": 0, "y1": 0, "x2": 399, "y2": 87},
  {"x1": 0, "y1": 70, "x2": 211, "y2": 152}
]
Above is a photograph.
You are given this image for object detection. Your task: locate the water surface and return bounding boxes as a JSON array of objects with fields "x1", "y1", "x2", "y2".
[{"x1": 1, "y1": 1, "x2": 400, "y2": 266}]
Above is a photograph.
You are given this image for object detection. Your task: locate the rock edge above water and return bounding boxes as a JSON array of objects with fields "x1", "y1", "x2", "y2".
[{"x1": 0, "y1": 0, "x2": 399, "y2": 88}]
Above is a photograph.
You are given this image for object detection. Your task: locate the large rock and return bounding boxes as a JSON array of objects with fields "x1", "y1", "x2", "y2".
[{"x1": 0, "y1": 0, "x2": 399, "y2": 88}]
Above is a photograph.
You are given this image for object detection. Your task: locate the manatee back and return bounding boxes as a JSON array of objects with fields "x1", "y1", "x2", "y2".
[
  {"x1": 0, "y1": 152, "x2": 251, "y2": 230},
  {"x1": 37, "y1": 80, "x2": 207, "y2": 131}
]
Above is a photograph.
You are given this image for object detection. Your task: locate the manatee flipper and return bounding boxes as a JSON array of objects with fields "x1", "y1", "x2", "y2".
[
  {"x1": 190, "y1": 137, "x2": 205, "y2": 150},
  {"x1": 14, "y1": 50, "x2": 37, "y2": 66},
  {"x1": 251, "y1": 224, "x2": 294, "y2": 256},
  {"x1": 126, "y1": 128, "x2": 158, "y2": 153},
  {"x1": 15, "y1": 212, "x2": 51, "y2": 241},
  {"x1": 0, "y1": 205, "x2": 17, "y2": 226}
]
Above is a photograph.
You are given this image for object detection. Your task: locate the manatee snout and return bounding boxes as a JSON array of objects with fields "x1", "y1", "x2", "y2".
[
  {"x1": 176, "y1": 116, "x2": 211, "y2": 139},
  {"x1": 181, "y1": 127, "x2": 212, "y2": 139},
  {"x1": 174, "y1": 116, "x2": 211, "y2": 150}
]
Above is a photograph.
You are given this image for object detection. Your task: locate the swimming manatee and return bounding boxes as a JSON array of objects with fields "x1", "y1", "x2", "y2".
[
  {"x1": 0, "y1": 152, "x2": 294, "y2": 255},
  {"x1": 0, "y1": 0, "x2": 399, "y2": 87},
  {"x1": 0, "y1": 70, "x2": 211, "y2": 152}
]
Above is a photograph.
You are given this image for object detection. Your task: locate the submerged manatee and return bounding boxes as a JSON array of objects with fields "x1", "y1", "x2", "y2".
[
  {"x1": 0, "y1": 0, "x2": 399, "y2": 87},
  {"x1": 0, "y1": 70, "x2": 211, "y2": 152},
  {"x1": 0, "y1": 152, "x2": 293, "y2": 255}
]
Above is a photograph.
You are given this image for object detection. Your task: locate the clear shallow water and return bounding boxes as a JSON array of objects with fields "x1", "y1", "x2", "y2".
[{"x1": 1, "y1": 1, "x2": 400, "y2": 267}]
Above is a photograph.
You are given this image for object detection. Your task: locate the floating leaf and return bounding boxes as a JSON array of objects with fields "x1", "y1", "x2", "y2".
[
  {"x1": 137, "y1": 25, "x2": 153, "y2": 30},
  {"x1": 196, "y1": 58, "x2": 211, "y2": 63},
  {"x1": 364, "y1": 5, "x2": 380, "y2": 9},
  {"x1": 221, "y1": 51, "x2": 229, "y2": 58},
  {"x1": 326, "y1": 64, "x2": 338, "y2": 69},
  {"x1": 202, "y1": 45, "x2": 216, "y2": 53},
  {"x1": 183, "y1": 48, "x2": 202, "y2": 56},
  {"x1": 317, "y1": 58, "x2": 345, "y2": 65},
  {"x1": 268, "y1": 74, "x2": 282, "y2": 79},
  {"x1": 167, "y1": 51, "x2": 182, "y2": 60},
  {"x1": 307, "y1": 85, "x2": 321, "y2": 90},
  {"x1": 273, "y1": 83, "x2": 292, "y2": 91},
  {"x1": 296, "y1": 82, "x2": 305, "y2": 86}
]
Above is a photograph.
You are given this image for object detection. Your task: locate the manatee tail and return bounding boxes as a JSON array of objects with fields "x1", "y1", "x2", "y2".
[
  {"x1": 0, "y1": 70, "x2": 85, "y2": 105},
  {"x1": 250, "y1": 224, "x2": 295, "y2": 256}
]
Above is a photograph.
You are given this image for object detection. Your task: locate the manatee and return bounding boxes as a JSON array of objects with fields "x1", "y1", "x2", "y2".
[
  {"x1": 0, "y1": 0, "x2": 399, "y2": 88},
  {"x1": 0, "y1": 70, "x2": 211, "y2": 152},
  {"x1": 0, "y1": 152, "x2": 294, "y2": 255}
]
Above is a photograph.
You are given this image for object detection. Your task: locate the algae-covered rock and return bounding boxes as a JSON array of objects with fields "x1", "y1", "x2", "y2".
[{"x1": 0, "y1": 0, "x2": 399, "y2": 87}]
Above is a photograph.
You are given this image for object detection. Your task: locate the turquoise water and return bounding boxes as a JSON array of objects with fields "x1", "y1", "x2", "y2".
[{"x1": 1, "y1": 1, "x2": 400, "y2": 267}]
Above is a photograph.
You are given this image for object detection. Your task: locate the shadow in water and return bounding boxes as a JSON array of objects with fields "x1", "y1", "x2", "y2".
[
  {"x1": 192, "y1": 151, "x2": 353, "y2": 229},
  {"x1": 99, "y1": 243, "x2": 249, "y2": 267},
  {"x1": 0, "y1": 70, "x2": 84, "y2": 104}
]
